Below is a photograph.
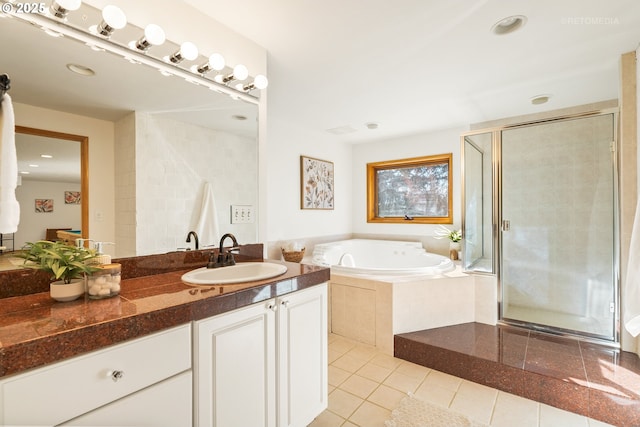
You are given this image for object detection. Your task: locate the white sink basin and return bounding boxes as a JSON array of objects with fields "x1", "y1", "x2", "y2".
[{"x1": 181, "y1": 262, "x2": 288, "y2": 285}]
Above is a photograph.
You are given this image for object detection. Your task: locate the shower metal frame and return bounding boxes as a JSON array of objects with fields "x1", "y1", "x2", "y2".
[{"x1": 461, "y1": 108, "x2": 621, "y2": 345}]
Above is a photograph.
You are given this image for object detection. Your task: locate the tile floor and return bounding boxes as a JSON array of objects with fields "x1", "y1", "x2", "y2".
[{"x1": 308, "y1": 334, "x2": 615, "y2": 427}]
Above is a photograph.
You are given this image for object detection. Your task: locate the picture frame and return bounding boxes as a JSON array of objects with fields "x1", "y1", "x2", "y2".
[
  {"x1": 300, "y1": 155, "x2": 334, "y2": 209},
  {"x1": 367, "y1": 153, "x2": 453, "y2": 224},
  {"x1": 35, "y1": 199, "x2": 54, "y2": 213},
  {"x1": 64, "y1": 191, "x2": 81, "y2": 204}
]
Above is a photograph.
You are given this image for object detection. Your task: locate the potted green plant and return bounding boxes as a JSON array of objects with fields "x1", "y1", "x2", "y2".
[{"x1": 18, "y1": 240, "x2": 99, "y2": 302}]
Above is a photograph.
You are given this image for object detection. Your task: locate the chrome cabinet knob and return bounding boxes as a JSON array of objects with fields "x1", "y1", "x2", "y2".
[{"x1": 110, "y1": 370, "x2": 125, "y2": 382}]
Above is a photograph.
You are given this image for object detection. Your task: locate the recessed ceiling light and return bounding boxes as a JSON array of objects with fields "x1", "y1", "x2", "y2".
[
  {"x1": 491, "y1": 15, "x2": 527, "y2": 35},
  {"x1": 365, "y1": 122, "x2": 379, "y2": 130},
  {"x1": 66, "y1": 63, "x2": 96, "y2": 76},
  {"x1": 29, "y1": 164, "x2": 39, "y2": 168},
  {"x1": 326, "y1": 125, "x2": 357, "y2": 135},
  {"x1": 530, "y1": 94, "x2": 552, "y2": 105},
  {"x1": 41, "y1": 154, "x2": 53, "y2": 159}
]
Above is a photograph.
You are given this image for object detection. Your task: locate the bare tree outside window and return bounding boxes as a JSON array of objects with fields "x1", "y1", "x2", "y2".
[{"x1": 367, "y1": 154, "x2": 453, "y2": 224}]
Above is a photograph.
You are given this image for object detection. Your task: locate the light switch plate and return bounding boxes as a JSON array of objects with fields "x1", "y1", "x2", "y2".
[{"x1": 231, "y1": 205, "x2": 254, "y2": 224}]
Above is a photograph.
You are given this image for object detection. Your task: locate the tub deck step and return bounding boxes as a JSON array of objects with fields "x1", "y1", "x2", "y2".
[{"x1": 394, "y1": 322, "x2": 640, "y2": 426}]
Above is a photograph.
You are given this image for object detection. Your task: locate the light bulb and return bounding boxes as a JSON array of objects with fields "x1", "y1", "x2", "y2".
[
  {"x1": 102, "y1": 5, "x2": 126, "y2": 29},
  {"x1": 233, "y1": 64, "x2": 249, "y2": 81},
  {"x1": 253, "y1": 75, "x2": 268, "y2": 89},
  {"x1": 180, "y1": 42, "x2": 199, "y2": 61},
  {"x1": 50, "y1": 0, "x2": 81, "y2": 18},
  {"x1": 208, "y1": 53, "x2": 225, "y2": 71},
  {"x1": 144, "y1": 24, "x2": 165, "y2": 46}
]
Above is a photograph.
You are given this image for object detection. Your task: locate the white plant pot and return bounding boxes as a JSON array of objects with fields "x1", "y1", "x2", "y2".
[{"x1": 50, "y1": 278, "x2": 85, "y2": 302}]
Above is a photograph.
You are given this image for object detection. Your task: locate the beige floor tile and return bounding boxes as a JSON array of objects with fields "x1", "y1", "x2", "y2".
[
  {"x1": 332, "y1": 354, "x2": 368, "y2": 373},
  {"x1": 422, "y1": 369, "x2": 463, "y2": 392},
  {"x1": 341, "y1": 422, "x2": 358, "y2": 427},
  {"x1": 449, "y1": 390, "x2": 495, "y2": 425},
  {"x1": 346, "y1": 343, "x2": 378, "y2": 362},
  {"x1": 382, "y1": 370, "x2": 424, "y2": 393},
  {"x1": 490, "y1": 391, "x2": 539, "y2": 427},
  {"x1": 395, "y1": 360, "x2": 431, "y2": 379},
  {"x1": 348, "y1": 401, "x2": 391, "y2": 427},
  {"x1": 356, "y1": 361, "x2": 394, "y2": 383},
  {"x1": 327, "y1": 388, "x2": 364, "y2": 419},
  {"x1": 540, "y1": 403, "x2": 589, "y2": 427},
  {"x1": 307, "y1": 409, "x2": 345, "y2": 427},
  {"x1": 329, "y1": 336, "x2": 356, "y2": 355},
  {"x1": 413, "y1": 382, "x2": 455, "y2": 408},
  {"x1": 328, "y1": 365, "x2": 351, "y2": 387},
  {"x1": 369, "y1": 352, "x2": 403, "y2": 370},
  {"x1": 328, "y1": 348, "x2": 343, "y2": 364},
  {"x1": 457, "y1": 380, "x2": 499, "y2": 400},
  {"x1": 367, "y1": 384, "x2": 407, "y2": 410},
  {"x1": 338, "y1": 374, "x2": 379, "y2": 399}
]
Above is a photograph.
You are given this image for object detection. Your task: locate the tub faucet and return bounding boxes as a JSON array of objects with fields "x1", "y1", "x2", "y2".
[
  {"x1": 186, "y1": 231, "x2": 199, "y2": 250},
  {"x1": 207, "y1": 233, "x2": 239, "y2": 268}
]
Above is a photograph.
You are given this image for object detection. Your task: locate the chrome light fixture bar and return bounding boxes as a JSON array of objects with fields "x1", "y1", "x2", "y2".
[{"x1": 3, "y1": 2, "x2": 265, "y2": 100}]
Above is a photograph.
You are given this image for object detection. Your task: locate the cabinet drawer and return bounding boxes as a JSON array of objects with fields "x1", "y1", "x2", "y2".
[{"x1": 0, "y1": 324, "x2": 191, "y2": 426}]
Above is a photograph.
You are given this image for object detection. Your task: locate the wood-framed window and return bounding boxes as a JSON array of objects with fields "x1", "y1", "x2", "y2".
[{"x1": 367, "y1": 153, "x2": 453, "y2": 224}]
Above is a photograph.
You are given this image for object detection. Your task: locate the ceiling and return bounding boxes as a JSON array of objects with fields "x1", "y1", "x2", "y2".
[{"x1": 182, "y1": 0, "x2": 640, "y2": 143}]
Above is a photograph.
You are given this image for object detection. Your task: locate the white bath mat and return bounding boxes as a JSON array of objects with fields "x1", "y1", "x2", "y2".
[{"x1": 385, "y1": 393, "x2": 488, "y2": 427}]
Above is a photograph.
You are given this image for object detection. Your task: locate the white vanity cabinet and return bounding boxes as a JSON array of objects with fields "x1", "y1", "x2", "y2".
[
  {"x1": 194, "y1": 282, "x2": 328, "y2": 427},
  {"x1": 0, "y1": 324, "x2": 192, "y2": 427}
]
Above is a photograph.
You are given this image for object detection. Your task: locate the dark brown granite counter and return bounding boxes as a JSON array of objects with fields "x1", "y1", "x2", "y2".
[{"x1": 0, "y1": 254, "x2": 329, "y2": 378}]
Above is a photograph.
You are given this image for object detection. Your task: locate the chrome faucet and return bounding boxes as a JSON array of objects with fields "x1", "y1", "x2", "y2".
[
  {"x1": 186, "y1": 231, "x2": 199, "y2": 250},
  {"x1": 207, "y1": 233, "x2": 239, "y2": 268}
]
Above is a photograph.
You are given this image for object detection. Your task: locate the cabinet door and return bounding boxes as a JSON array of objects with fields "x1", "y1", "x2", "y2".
[
  {"x1": 194, "y1": 300, "x2": 276, "y2": 427},
  {"x1": 277, "y1": 283, "x2": 328, "y2": 427},
  {"x1": 60, "y1": 371, "x2": 192, "y2": 427}
]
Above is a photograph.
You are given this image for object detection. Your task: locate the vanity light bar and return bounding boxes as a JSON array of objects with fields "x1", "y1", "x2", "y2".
[{"x1": 2, "y1": 1, "x2": 266, "y2": 99}]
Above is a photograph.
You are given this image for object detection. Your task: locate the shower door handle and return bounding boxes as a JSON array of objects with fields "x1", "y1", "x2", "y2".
[{"x1": 502, "y1": 220, "x2": 511, "y2": 231}]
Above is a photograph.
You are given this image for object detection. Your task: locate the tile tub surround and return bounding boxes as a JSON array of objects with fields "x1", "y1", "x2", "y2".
[
  {"x1": 394, "y1": 323, "x2": 640, "y2": 426},
  {"x1": 330, "y1": 267, "x2": 496, "y2": 355},
  {"x1": 0, "y1": 253, "x2": 329, "y2": 378}
]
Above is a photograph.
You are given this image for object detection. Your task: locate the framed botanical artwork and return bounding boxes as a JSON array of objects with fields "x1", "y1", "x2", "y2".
[
  {"x1": 35, "y1": 199, "x2": 54, "y2": 213},
  {"x1": 64, "y1": 191, "x2": 81, "y2": 204},
  {"x1": 300, "y1": 155, "x2": 334, "y2": 209},
  {"x1": 367, "y1": 153, "x2": 453, "y2": 224}
]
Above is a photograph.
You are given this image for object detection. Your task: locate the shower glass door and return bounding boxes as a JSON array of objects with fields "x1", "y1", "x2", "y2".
[{"x1": 500, "y1": 113, "x2": 617, "y2": 340}]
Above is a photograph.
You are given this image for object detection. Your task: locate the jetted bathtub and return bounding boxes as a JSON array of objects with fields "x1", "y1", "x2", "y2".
[{"x1": 311, "y1": 239, "x2": 455, "y2": 276}]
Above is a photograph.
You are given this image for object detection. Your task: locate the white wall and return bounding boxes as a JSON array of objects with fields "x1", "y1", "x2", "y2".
[
  {"x1": 264, "y1": 116, "x2": 353, "y2": 255},
  {"x1": 351, "y1": 127, "x2": 466, "y2": 256},
  {"x1": 13, "y1": 102, "x2": 116, "y2": 251}
]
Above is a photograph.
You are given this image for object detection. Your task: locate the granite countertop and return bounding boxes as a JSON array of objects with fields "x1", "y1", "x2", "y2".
[{"x1": 0, "y1": 259, "x2": 330, "y2": 379}]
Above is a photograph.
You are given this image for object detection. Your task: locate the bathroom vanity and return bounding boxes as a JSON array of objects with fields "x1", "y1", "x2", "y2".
[{"x1": 0, "y1": 251, "x2": 329, "y2": 427}]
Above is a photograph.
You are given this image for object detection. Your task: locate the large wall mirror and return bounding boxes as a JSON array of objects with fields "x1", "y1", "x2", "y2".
[
  {"x1": 14, "y1": 126, "x2": 89, "y2": 249},
  {"x1": 0, "y1": 2, "x2": 259, "y2": 269}
]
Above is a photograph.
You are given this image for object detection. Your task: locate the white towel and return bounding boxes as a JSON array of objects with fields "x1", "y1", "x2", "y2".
[
  {"x1": 625, "y1": 198, "x2": 640, "y2": 337},
  {"x1": 0, "y1": 93, "x2": 20, "y2": 234},
  {"x1": 194, "y1": 181, "x2": 220, "y2": 247}
]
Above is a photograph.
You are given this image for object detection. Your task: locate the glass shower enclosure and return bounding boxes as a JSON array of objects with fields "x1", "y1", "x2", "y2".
[{"x1": 462, "y1": 111, "x2": 619, "y2": 342}]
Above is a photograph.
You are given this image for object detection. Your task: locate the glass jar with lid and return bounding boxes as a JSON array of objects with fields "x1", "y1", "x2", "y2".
[{"x1": 86, "y1": 263, "x2": 121, "y2": 299}]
